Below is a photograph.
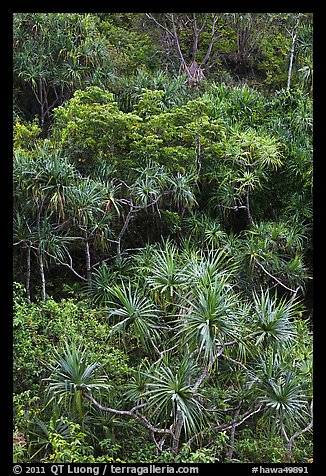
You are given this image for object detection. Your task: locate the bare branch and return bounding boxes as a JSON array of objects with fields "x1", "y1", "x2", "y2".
[
  {"x1": 192, "y1": 365, "x2": 211, "y2": 393},
  {"x1": 170, "y1": 14, "x2": 188, "y2": 72},
  {"x1": 186, "y1": 404, "x2": 262, "y2": 446},
  {"x1": 290, "y1": 399, "x2": 313, "y2": 443},
  {"x1": 30, "y1": 245, "x2": 87, "y2": 281},
  {"x1": 146, "y1": 13, "x2": 174, "y2": 37},
  {"x1": 14, "y1": 240, "x2": 25, "y2": 246},
  {"x1": 222, "y1": 353, "x2": 248, "y2": 372},
  {"x1": 191, "y1": 14, "x2": 200, "y2": 61},
  {"x1": 82, "y1": 392, "x2": 172, "y2": 436},
  {"x1": 116, "y1": 192, "x2": 168, "y2": 255},
  {"x1": 253, "y1": 257, "x2": 299, "y2": 294},
  {"x1": 282, "y1": 399, "x2": 313, "y2": 460},
  {"x1": 117, "y1": 204, "x2": 134, "y2": 256},
  {"x1": 200, "y1": 14, "x2": 219, "y2": 67}
]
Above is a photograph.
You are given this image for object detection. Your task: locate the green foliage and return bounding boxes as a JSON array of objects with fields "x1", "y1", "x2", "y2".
[
  {"x1": 145, "y1": 239, "x2": 187, "y2": 307},
  {"x1": 52, "y1": 86, "x2": 142, "y2": 171},
  {"x1": 37, "y1": 417, "x2": 126, "y2": 463},
  {"x1": 13, "y1": 13, "x2": 115, "y2": 125},
  {"x1": 14, "y1": 118, "x2": 42, "y2": 150},
  {"x1": 158, "y1": 444, "x2": 217, "y2": 463},
  {"x1": 86, "y1": 262, "x2": 115, "y2": 306},
  {"x1": 45, "y1": 342, "x2": 111, "y2": 417},
  {"x1": 143, "y1": 359, "x2": 207, "y2": 437},
  {"x1": 161, "y1": 210, "x2": 182, "y2": 235},
  {"x1": 232, "y1": 432, "x2": 312, "y2": 463},
  {"x1": 13, "y1": 12, "x2": 313, "y2": 464},
  {"x1": 251, "y1": 288, "x2": 298, "y2": 349},
  {"x1": 41, "y1": 420, "x2": 93, "y2": 463},
  {"x1": 96, "y1": 14, "x2": 160, "y2": 75},
  {"x1": 107, "y1": 281, "x2": 161, "y2": 352},
  {"x1": 244, "y1": 220, "x2": 310, "y2": 292},
  {"x1": 176, "y1": 276, "x2": 240, "y2": 363},
  {"x1": 253, "y1": 351, "x2": 310, "y2": 433},
  {"x1": 13, "y1": 291, "x2": 131, "y2": 394}
]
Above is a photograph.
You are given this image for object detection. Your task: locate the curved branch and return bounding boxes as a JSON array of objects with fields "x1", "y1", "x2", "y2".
[
  {"x1": 186, "y1": 404, "x2": 262, "y2": 446},
  {"x1": 81, "y1": 392, "x2": 172, "y2": 436},
  {"x1": 200, "y1": 14, "x2": 219, "y2": 67},
  {"x1": 253, "y1": 257, "x2": 299, "y2": 294},
  {"x1": 289, "y1": 399, "x2": 313, "y2": 445},
  {"x1": 30, "y1": 244, "x2": 87, "y2": 281},
  {"x1": 169, "y1": 14, "x2": 188, "y2": 73},
  {"x1": 282, "y1": 400, "x2": 313, "y2": 461},
  {"x1": 145, "y1": 13, "x2": 174, "y2": 37}
]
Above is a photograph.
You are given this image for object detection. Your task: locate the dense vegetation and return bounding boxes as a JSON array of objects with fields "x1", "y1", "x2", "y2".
[{"x1": 13, "y1": 12, "x2": 313, "y2": 464}]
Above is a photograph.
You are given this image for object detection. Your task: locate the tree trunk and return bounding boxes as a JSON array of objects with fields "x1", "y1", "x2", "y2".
[
  {"x1": 39, "y1": 79, "x2": 45, "y2": 127},
  {"x1": 85, "y1": 239, "x2": 92, "y2": 285},
  {"x1": 226, "y1": 406, "x2": 241, "y2": 459},
  {"x1": 39, "y1": 251, "x2": 46, "y2": 301},
  {"x1": 146, "y1": 13, "x2": 218, "y2": 87},
  {"x1": 195, "y1": 132, "x2": 202, "y2": 174},
  {"x1": 246, "y1": 188, "x2": 254, "y2": 225},
  {"x1": 171, "y1": 411, "x2": 183, "y2": 455},
  {"x1": 26, "y1": 243, "x2": 31, "y2": 304},
  {"x1": 187, "y1": 61, "x2": 205, "y2": 86},
  {"x1": 117, "y1": 205, "x2": 134, "y2": 256},
  {"x1": 36, "y1": 210, "x2": 46, "y2": 301},
  {"x1": 287, "y1": 32, "x2": 297, "y2": 90},
  {"x1": 287, "y1": 17, "x2": 300, "y2": 91}
]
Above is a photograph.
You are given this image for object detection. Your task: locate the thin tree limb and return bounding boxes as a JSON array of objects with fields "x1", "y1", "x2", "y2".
[
  {"x1": 200, "y1": 14, "x2": 219, "y2": 67},
  {"x1": 186, "y1": 404, "x2": 262, "y2": 446},
  {"x1": 30, "y1": 244, "x2": 88, "y2": 281},
  {"x1": 145, "y1": 13, "x2": 174, "y2": 37},
  {"x1": 169, "y1": 14, "x2": 189, "y2": 73},
  {"x1": 253, "y1": 257, "x2": 299, "y2": 293},
  {"x1": 226, "y1": 405, "x2": 241, "y2": 459},
  {"x1": 81, "y1": 391, "x2": 172, "y2": 436}
]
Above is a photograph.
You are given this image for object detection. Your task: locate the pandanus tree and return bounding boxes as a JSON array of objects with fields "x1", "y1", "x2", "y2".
[
  {"x1": 244, "y1": 221, "x2": 310, "y2": 295},
  {"x1": 167, "y1": 172, "x2": 198, "y2": 217},
  {"x1": 43, "y1": 248, "x2": 312, "y2": 458},
  {"x1": 209, "y1": 127, "x2": 283, "y2": 227},
  {"x1": 13, "y1": 149, "x2": 50, "y2": 300},
  {"x1": 251, "y1": 350, "x2": 312, "y2": 461},
  {"x1": 13, "y1": 13, "x2": 113, "y2": 127},
  {"x1": 34, "y1": 217, "x2": 76, "y2": 300},
  {"x1": 13, "y1": 211, "x2": 35, "y2": 303},
  {"x1": 250, "y1": 288, "x2": 298, "y2": 349},
  {"x1": 31, "y1": 146, "x2": 79, "y2": 222},
  {"x1": 13, "y1": 149, "x2": 44, "y2": 299},
  {"x1": 86, "y1": 262, "x2": 115, "y2": 307},
  {"x1": 284, "y1": 14, "x2": 313, "y2": 93},
  {"x1": 45, "y1": 342, "x2": 110, "y2": 419},
  {"x1": 107, "y1": 281, "x2": 161, "y2": 354},
  {"x1": 65, "y1": 178, "x2": 108, "y2": 284},
  {"x1": 142, "y1": 358, "x2": 207, "y2": 454},
  {"x1": 13, "y1": 145, "x2": 85, "y2": 299},
  {"x1": 145, "y1": 240, "x2": 187, "y2": 309},
  {"x1": 175, "y1": 276, "x2": 241, "y2": 364},
  {"x1": 31, "y1": 150, "x2": 79, "y2": 299},
  {"x1": 44, "y1": 342, "x2": 208, "y2": 455}
]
